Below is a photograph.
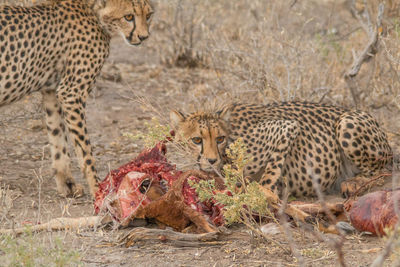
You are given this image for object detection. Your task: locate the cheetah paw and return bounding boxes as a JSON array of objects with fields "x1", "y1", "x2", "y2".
[
  {"x1": 71, "y1": 183, "x2": 85, "y2": 198},
  {"x1": 58, "y1": 182, "x2": 85, "y2": 198},
  {"x1": 340, "y1": 176, "x2": 381, "y2": 198}
]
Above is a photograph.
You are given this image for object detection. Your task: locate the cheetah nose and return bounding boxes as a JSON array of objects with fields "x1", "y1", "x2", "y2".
[
  {"x1": 207, "y1": 158, "x2": 217, "y2": 165},
  {"x1": 138, "y1": 34, "x2": 148, "y2": 41}
]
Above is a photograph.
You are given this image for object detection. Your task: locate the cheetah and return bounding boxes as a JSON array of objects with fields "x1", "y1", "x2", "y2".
[
  {"x1": 0, "y1": 0, "x2": 153, "y2": 197},
  {"x1": 170, "y1": 102, "x2": 393, "y2": 198}
]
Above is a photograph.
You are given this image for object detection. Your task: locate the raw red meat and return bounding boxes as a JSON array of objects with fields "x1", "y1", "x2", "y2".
[
  {"x1": 133, "y1": 170, "x2": 224, "y2": 232},
  {"x1": 349, "y1": 189, "x2": 400, "y2": 236},
  {"x1": 94, "y1": 142, "x2": 225, "y2": 228},
  {"x1": 94, "y1": 142, "x2": 178, "y2": 219},
  {"x1": 182, "y1": 175, "x2": 226, "y2": 226}
]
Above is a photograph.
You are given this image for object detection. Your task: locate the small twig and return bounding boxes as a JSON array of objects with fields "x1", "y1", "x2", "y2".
[
  {"x1": 330, "y1": 26, "x2": 362, "y2": 42},
  {"x1": 289, "y1": 0, "x2": 297, "y2": 8},
  {"x1": 240, "y1": 212, "x2": 290, "y2": 254},
  {"x1": 278, "y1": 186, "x2": 305, "y2": 266},
  {"x1": 343, "y1": 172, "x2": 392, "y2": 205},
  {"x1": 308, "y1": 161, "x2": 347, "y2": 267}
]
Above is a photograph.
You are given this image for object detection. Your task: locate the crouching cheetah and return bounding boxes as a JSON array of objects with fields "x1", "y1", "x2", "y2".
[
  {"x1": 170, "y1": 102, "x2": 393, "y2": 197},
  {"x1": 0, "y1": 0, "x2": 153, "y2": 197}
]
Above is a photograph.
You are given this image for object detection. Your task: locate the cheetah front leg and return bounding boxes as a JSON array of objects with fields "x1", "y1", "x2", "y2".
[
  {"x1": 57, "y1": 85, "x2": 99, "y2": 198},
  {"x1": 42, "y1": 91, "x2": 84, "y2": 197},
  {"x1": 258, "y1": 120, "x2": 299, "y2": 194},
  {"x1": 256, "y1": 120, "x2": 311, "y2": 222}
]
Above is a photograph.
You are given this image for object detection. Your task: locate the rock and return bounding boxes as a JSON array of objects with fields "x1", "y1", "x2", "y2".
[{"x1": 260, "y1": 223, "x2": 281, "y2": 235}]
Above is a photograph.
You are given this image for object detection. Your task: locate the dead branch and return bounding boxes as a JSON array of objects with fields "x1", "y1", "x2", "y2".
[
  {"x1": 0, "y1": 216, "x2": 102, "y2": 236},
  {"x1": 344, "y1": 2, "x2": 384, "y2": 107},
  {"x1": 118, "y1": 227, "x2": 224, "y2": 248}
]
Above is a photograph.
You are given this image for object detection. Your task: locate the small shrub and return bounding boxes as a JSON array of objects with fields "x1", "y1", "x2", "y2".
[
  {"x1": 190, "y1": 138, "x2": 276, "y2": 233},
  {"x1": 123, "y1": 117, "x2": 172, "y2": 148}
]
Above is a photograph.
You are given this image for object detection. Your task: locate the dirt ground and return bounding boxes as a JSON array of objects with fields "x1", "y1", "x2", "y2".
[{"x1": 1, "y1": 0, "x2": 400, "y2": 266}]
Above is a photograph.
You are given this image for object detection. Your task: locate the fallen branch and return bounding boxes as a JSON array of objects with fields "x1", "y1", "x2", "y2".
[
  {"x1": 0, "y1": 216, "x2": 102, "y2": 235},
  {"x1": 117, "y1": 227, "x2": 224, "y2": 247},
  {"x1": 344, "y1": 1, "x2": 384, "y2": 107}
]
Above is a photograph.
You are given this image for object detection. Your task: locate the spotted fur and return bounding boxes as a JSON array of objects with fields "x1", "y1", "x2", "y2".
[
  {"x1": 0, "y1": 0, "x2": 153, "y2": 197},
  {"x1": 171, "y1": 102, "x2": 393, "y2": 197}
]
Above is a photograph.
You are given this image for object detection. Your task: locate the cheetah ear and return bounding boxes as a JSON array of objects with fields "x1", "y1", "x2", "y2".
[
  {"x1": 98, "y1": 0, "x2": 107, "y2": 6},
  {"x1": 170, "y1": 110, "x2": 186, "y2": 128},
  {"x1": 92, "y1": 0, "x2": 106, "y2": 10},
  {"x1": 216, "y1": 106, "x2": 231, "y2": 122}
]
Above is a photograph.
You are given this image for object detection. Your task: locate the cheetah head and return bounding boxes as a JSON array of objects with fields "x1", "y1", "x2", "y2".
[
  {"x1": 95, "y1": 0, "x2": 153, "y2": 45},
  {"x1": 170, "y1": 108, "x2": 231, "y2": 173}
]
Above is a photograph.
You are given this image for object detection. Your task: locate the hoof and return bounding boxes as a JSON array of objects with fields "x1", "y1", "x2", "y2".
[{"x1": 336, "y1": 221, "x2": 356, "y2": 235}]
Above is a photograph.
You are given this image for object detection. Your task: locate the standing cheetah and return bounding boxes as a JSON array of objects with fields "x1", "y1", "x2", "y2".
[
  {"x1": 170, "y1": 102, "x2": 393, "y2": 197},
  {"x1": 0, "y1": 0, "x2": 153, "y2": 197}
]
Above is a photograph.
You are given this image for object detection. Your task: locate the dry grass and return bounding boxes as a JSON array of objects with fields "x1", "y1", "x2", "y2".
[
  {"x1": 141, "y1": 0, "x2": 400, "y2": 265},
  {"x1": 152, "y1": 0, "x2": 400, "y2": 110},
  {"x1": 0, "y1": 184, "x2": 16, "y2": 223}
]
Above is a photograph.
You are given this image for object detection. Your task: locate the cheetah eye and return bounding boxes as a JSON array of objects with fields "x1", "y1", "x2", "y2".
[
  {"x1": 124, "y1": 14, "x2": 134, "y2": 22},
  {"x1": 216, "y1": 136, "x2": 225, "y2": 144},
  {"x1": 192, "y1": 137, "x2": 202, "y2": 145}
]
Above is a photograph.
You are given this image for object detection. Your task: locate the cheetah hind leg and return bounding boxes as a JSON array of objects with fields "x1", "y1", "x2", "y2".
[
  {"x1": 42, "y1": 91, "x2": 84, "y2": 198},
  {"x1": 336, "y1": 111, "x2": 393, "y2": 197}
]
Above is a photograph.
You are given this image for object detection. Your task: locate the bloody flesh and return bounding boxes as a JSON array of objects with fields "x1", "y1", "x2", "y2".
[
  {"x1": 94, "y1": 142, "x2": 224, "y2": 226},
  {"x1": 349, "y1": 189, "x2": 400, "y2": 236}
]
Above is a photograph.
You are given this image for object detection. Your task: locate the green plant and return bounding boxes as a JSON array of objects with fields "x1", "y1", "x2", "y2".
[
  {"x1": 189, "y1": 138, "x2": 276, "y2": 233},
  {"x1": 123, "y1": 117, "x2": 172, "y2": 148},
  {"x1": 394, "y1": 19, "x2": 400, "y2": 38},
  {"x1": 0, "y1": 228, "x2": 82, "y2": 267}
]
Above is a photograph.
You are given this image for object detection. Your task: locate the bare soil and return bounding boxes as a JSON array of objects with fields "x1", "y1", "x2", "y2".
[{"x1": 1, "y1": 0, "x2": 400, "y2": 266}]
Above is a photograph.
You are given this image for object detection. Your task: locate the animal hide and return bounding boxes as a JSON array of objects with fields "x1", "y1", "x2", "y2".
[{"x1": 94, "y1": 142, "x2": 224, "y2": 232}]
